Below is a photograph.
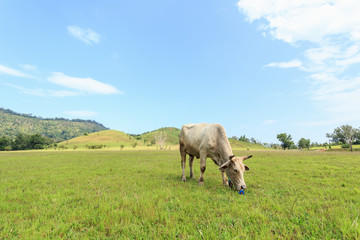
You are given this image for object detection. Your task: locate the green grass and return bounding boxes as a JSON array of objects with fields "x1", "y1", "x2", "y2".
[{"x1": 0, "y1": 150, "x2": 359, "y2": 239}]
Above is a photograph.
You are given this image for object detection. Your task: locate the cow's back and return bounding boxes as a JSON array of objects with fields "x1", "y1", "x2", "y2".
[{"x1": 179, "y1": 123, "x2": 230, "y2": 158}]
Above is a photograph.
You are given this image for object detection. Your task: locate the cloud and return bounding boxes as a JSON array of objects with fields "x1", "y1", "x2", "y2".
[
  {"x1": 63, "y1": 110, "x2": 98, "y2": 118},
  {"x1": 262, "y1": 120, "x2": 277, "y2": 125},
  {"x1": 48, "y1": 72, "x2": 121, "y2": 95},
  {"x1": 237, "y1": 0, "x2": 360, "y2": 44},
  {"x1": 20, "y1": 64, "x2": 37, "y2": 71},
  {"x1": 67, "y1": 25, "x2": 101, "y2": 45},
  {"x1": 265, "y1": 59, "x2": 303, "y2": 69},
  {"x1": 0, "y1": 64, "x2": 33, "y2": 78},
  {"x1": 5, "y1": 83, "x2": 78, "y2": 97},
  {"x1": 238, "y1": 0, "x2": 360, "y2": 123}
]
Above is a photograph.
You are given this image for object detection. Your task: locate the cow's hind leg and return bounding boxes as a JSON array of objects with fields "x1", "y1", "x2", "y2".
[
  {"x1": 198, "y1": 152, "x2": 206, "y2": 186},
  {"x1": 180, "y1": 144, "x2": 187, "y2": 182},
  {"x1": 189, "y1": 155, "x2": 195, "y2": 178}
]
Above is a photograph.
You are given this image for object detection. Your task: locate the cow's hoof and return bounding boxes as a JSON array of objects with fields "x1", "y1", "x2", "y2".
[
  {"x1": 198, "y1": 181, "x2": 204, "y2": 186},
  {"x1": 182, "y1": 176, "x2": 186, "y2": 182}
]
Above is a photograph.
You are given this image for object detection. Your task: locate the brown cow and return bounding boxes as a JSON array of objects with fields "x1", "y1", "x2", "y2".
[{"x1": 179, "y1": 123, "x2": 252, "y2": 190}]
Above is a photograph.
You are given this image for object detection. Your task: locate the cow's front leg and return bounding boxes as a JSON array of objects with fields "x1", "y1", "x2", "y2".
[
  {"x1": 198, "y1": 154, "x2": 206, "y2": 186},
  {"x1": 180, "y1": 145, "x2": 187, "y2": 182},
  {"x1": 221, "y1": 171, "x2": 229, "y2": 187}
]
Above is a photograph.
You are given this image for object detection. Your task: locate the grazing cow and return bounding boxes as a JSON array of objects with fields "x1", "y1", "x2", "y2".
[{"x1": 179, "y1": 123, "x2": 252, "y2": 190}]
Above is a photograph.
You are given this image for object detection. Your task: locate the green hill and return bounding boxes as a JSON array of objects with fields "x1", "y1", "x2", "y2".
[
  {"x1": 0, "y1": 108, "x2": 108, "y2": 141},
  {"x1": 58, "y1": 128, "x2": 181, "y2": 150},
  {"x1": 140, "y1": 127, "x2": 181, "y2": 145},
  {"x1": 58, "y1": 130, "x2": 135, "y2": 149},
  {"x1": 58, "y1": 127, "x2": 267, "y2": 150}
]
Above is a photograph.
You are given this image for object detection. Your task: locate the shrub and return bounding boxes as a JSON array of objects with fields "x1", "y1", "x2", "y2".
[
  {"x1": 341, "y1": 144, "x2": 350, "y2": 149},
  {"x1": 87, "y1": 144, "x2": 105, "y2": 149},
  {"x1": 4, "y1": 146, "x2": 12, "y2": 151}
]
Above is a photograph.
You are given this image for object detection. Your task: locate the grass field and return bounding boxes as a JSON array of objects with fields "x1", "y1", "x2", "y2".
[{"x1": 0, "y1": 150, "x2": 359, "y2": 239}]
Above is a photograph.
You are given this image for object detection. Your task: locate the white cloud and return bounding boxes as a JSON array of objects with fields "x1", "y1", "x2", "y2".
[
  {"x1": 48, "y1": 72, "x2": 121, "y2": 95},
  {"x1": 67, "y1": 25, "x2": 101, "y2": 45},
  {"x1": 0, "y1": 64, "x2": 33, "y2": 78},
  {"x1": 2, "y1": 65, "x2": 121, "y2": 97},
  {"x1": 20, "y1": 64, "x2": 37, "y2": 71},
  {"x1": 63, "y1": 110, "x2": 98, "y2": 118},
  {"x1": 262, "y1": 120, "x2": 277, "y2": 125},
  {"x1": 265, "y1": 59, "x2": 302, "y2": 69},
  {"x1": 238, "y1": 0, "x2": 360, "y2": 44},
  {"x1": 238, "y1": 0, "x2": 360, "y2": 123},
  {"x1": 5, "y1": 83, "x2": 79, "y2": 97}
]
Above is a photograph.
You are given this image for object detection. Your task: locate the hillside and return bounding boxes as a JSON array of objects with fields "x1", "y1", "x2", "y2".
[
  {"x1": 59, "y1": 130, "x2": 134, "y2": 149},
  {"x1": 58, "y1": 128, "x2": 181, "y2": 150},
  {"x1": 0, "y1": 108, "x2": 108, "y2": 141},
  {"x1": 139, "y1": 127, "x2": 181, "y2": 145},
  {"x1": 58, "y1": 127, "x2": 267, "y2": 150}
]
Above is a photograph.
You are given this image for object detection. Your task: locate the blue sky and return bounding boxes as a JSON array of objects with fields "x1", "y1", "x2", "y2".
[{"x1": 1, "y1": 0, "x2": 360, "y2": 144}]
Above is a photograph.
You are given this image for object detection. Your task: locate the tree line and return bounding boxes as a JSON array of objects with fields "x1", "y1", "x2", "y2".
[
  {"x1": 232, "y1": 124, "x2": 360, "y2": 151},
  {"x1": 0, "y1": 107, "x2": 107, "y2": 128},
  {"x1": 276, "y1": 125, "x2": 360, "y2": 151},
  {"x1": 0, "y1": 134, "x2": 54, "y2": 151}
]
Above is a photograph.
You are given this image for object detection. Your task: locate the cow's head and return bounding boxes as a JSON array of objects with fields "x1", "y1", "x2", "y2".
[{"x1": 219, "y1": 155, "x2": 251, "y2": 191}]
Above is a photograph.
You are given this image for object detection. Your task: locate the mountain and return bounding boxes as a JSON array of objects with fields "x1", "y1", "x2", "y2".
[{"x1": 0, "y1": 108, "x2": 108, "y2": 141}]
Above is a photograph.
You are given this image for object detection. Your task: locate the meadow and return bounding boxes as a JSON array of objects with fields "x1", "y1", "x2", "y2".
[{"x1": 0, "y1": 149, "x2": 359, "y2": 239}]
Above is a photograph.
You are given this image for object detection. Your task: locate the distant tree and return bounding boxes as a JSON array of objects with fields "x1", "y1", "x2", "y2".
[
  {"x1": 298, "y1": 138, "x2": 310, "y2": 150},
  {"x1": 239, "y1": 135, "x2": 249, "y2": 142},
  {"x1": 29, "y1": 134, "x2": 46, "y2": 149},
  {"x1": 270, "y1": 143, "x2": 281, "y2": 149},
  {"x1": 10, "y1": 133, "x2": 53, "y2": 150},
  {"x1": 132, "y1": 142, "x2": 138, "y2": 148},
  {"x1": 155, "y1": 132, "x2": 167, "y2": 150},
  {"x1": 0, "y1": 136, "x2": 11, "y2": 151},
  {"x1": 277, "y1": 133, "x2": 294, "y2": 150},
  {"x1": 120, "y1": 144, "x2": 125, "y2": 150},
  {"x1": 12, "y1": 133, "x2": 31, "y2": 150},
  {"x1": 326, "y1": 125, "x2": 359, "y2": 152}
]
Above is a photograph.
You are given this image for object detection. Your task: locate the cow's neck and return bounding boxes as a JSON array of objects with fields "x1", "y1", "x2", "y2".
[{"x1": 217, "y1": 147, "x2": 234, "y2": 166}]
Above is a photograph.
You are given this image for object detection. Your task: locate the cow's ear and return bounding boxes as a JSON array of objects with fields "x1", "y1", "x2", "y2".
[
  {"x1": 219, "y1": 160, "x2": 231, "y2": 172},
  {"x1": 244, "y1": 165, "x2": 250, "y2": 171}
]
